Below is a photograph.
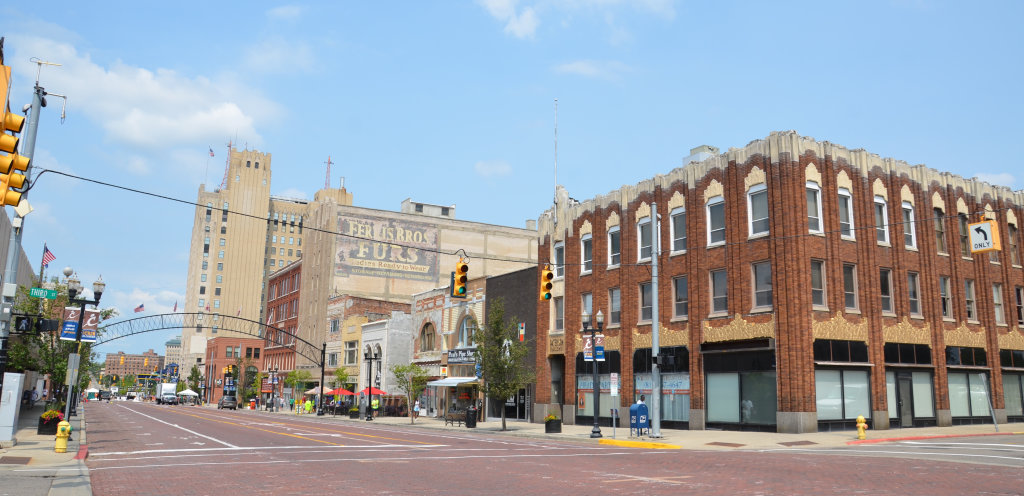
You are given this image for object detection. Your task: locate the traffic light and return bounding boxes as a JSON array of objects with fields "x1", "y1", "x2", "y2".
[
  {"x1": 120, "y1": 355, "x2": 125, "y2": 365},
  {"x1": 144, "y1": 357, "x2": 149, "y2": 367},
  {"x1": 451, "y1": 259, "x2": 468, "y2": 298},
  {"x1": 540, "y1": 265, "x2": 553, "y2": 300},
  {"x1": 0, "y1": 60, "x2": 28, "y2": 208}
]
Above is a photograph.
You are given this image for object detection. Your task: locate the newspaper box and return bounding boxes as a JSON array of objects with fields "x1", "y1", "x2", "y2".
[{"x1": 629, "y1": 403, "x2": 650, "y2": 437}]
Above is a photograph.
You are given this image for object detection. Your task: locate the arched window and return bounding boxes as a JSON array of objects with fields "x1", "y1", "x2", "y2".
[
  {"x1": 458, "y1": 316, "x2": 477, "y2": 348},
  {"x1": 419, "y1": 323, "x2": 435, "y2": 352}
]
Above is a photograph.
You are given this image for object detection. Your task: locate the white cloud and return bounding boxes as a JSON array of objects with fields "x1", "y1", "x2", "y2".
[
  {"x1": 267, "y1": 5, "x2": 304, "y2": 20},
  {"x1": 109, "y1": 287, "x2": 183, "y2": 318},
  {"x1": 274, "y1": 187, "x2": 309, "y2": 200},
  {"x1": 7, "y1": 35, "x2": 278, "y2": 173},
  {"x1": 478, "y1": 0, "x2": 540, "y2": 39},
  {"x1": 972, "y1": 172, "x2": 1017, "y2": 189},
  {"x1": 554, "y1": 59, "x2": 631, "y2": 81},
  {"x1": 243, "y1": 37, "x2": 315, "y2": 74},
  {"x1": 474, "y1": 160, "x2": 512, "y2": 177}
]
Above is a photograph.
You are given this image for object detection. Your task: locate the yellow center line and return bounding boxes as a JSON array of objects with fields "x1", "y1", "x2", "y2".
[{"x1": 153, "y1": 406, "x2": 435, "y2": 446}]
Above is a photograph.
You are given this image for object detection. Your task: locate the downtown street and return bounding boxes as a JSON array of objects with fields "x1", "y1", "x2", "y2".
[{"x1": 76, "y1": 401, "x2": 1023, "y2": 496}]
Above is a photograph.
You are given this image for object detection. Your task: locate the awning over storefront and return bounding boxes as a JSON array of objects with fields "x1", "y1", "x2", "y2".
[{"x1": 426, "y1": 377, "x2": 478, "y2": 387}]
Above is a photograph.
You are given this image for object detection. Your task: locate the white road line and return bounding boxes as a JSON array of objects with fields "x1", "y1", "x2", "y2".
[
  {"x1": 87, "y1": 450, "x2": 662, "y2": 471},
  {"x1": 89, "y1": 444, "x2": 448, "y2": 457},
  {"x1": 898, "y1": 441, "x2": 1024, "y2": 451},
  {"x1": 117, "y1": 404, "x2": 237, "y2": 448},
  {"x1": 759, "y1": 447, "x2": 1023, "y2": 462}
]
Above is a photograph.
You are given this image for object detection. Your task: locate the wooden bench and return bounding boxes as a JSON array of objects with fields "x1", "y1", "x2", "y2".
[{"x1": 444, "y1": 410, "x2": 464, "y2": 427}]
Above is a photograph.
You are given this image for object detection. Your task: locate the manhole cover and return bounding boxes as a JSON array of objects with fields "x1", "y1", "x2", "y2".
[
  {"x1": 0, "y1": 456, "x2": 32, "y2": 465},
  {"x1": 705, "y1": 442, "x2": 745, "y2": 448},
  {"x1": 778, "y1": 440, "x2": 817, "y2": 447}
]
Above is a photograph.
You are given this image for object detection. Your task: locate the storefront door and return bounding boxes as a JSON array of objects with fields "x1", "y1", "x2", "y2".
[{"x1": 897, "y1": 375, "x2": 913, "y2": 428}]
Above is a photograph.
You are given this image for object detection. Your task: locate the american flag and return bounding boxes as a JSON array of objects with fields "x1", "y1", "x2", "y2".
[
  {"x1": 41, "y1": 245, "x2": 56, "y2": 267},
  {"x1": 134, "y1": 303, "x2": 145, "y2": 313},
  {"x1": 209, "y1": 147, "x2": 215, "y2": 157},
  {"x1": 172, "y1": 301, "x2": 178, "y2": 312}
]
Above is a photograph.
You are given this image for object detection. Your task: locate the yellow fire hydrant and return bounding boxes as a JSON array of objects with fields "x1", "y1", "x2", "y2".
[
  {"x1": 55, "y1": 420, "x2": 72, "y2": 453},
  {"x1": 856, "y1": 415, "x2": 868, "y2": 440}
]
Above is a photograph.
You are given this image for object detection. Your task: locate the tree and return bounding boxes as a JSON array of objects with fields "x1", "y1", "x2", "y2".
[
  {"x1": 475, "y1": 298, "x2": 534, "y2": 431},
  {"x1": 187, "y1": 365, "x2": 202, "y2": 393},
  {"x1": 332, "y1": 367, "x2": 350, "y2": 390},
  {"x1": 232, "y1": 357, "x2": 259, "y2": 400},
  {"x1": 285, "y1": 369, "x2": 312, "y2": 404},
  {"x1": 389, "y1": 363, "x2": 430, "y2": 424}
]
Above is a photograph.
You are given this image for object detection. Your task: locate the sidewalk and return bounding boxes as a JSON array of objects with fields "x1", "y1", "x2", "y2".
[
  {"x1": 0, "y1": 402, "x2": 91, "y2": 496},
  {"x1": 263, "y1": 406, "x2": 1024, "y2": 451}
]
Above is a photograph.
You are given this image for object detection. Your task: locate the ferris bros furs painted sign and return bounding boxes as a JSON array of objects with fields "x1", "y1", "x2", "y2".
[{"x1": 336, "y1": 215, "x2": 439, "y2": 282}]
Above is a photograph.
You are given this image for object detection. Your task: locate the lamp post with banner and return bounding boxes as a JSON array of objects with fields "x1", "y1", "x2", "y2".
[
  {"x1": 60, "y1": 267, "x2": 104, "y2": 421},
  {"x1": 582, "y1": 310, "x2": 604, "y2": 438}
]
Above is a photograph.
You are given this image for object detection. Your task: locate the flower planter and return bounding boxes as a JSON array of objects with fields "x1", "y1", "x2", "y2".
[
  {"x1": 544, "y1": 419, "x2": 561, "y2": 433},
  {"x1": 38, "y1": 417, "x2": 60, "y2": 435},
  {"x1": 348, "y1": 411, "x2": 360, "y2": 419}
]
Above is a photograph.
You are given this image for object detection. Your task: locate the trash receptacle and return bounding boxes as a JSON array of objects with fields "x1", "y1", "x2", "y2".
[{"x1": 466, "y1": 407, "x2": 477, "y2": 428}]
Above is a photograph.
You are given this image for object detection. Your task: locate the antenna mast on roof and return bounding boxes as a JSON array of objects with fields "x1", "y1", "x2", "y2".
[
  {"x1": 553, "y1": 98, "x2": 558, "y2": 219},
  {"x1": 218, "y1": 140, "x2": 232, "y2": 190},
  {"x1": 324, "y1": 155, "x2": 333, "y2": 189}
]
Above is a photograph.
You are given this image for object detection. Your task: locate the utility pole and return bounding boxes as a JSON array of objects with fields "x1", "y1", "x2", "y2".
[{"x1": 650, "y1": 202, "x2": 662, "y2": 438}]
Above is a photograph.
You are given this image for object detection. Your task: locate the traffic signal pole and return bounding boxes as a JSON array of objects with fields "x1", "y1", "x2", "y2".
[{"x1": 0, "y1": 80, "x2": 43, "y2": 384}]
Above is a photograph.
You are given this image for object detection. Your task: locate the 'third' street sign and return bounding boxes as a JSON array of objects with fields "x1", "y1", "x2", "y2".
[
  {"x1": 29, "y1": 287, "x2": 58, "y2": 299},
  {"x1": 968, "y1": 220, "x2": 1001, "y2": 254}
]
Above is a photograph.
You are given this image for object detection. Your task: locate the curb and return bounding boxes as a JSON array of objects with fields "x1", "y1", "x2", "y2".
[
  {"x1": 599, "y1": 438, "x2": 682, "y2": 449},
  {"x1": 846, "y1": 431, "x2": 1024, "y2": 445},
  {"x1": 74, "y1": 445, "x2": 88, "y2": 460}
]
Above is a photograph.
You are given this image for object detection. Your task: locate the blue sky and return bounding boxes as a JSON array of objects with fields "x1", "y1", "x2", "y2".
[{"x1": 3, "y1": 1, "x2": 1022, "y2": 358}]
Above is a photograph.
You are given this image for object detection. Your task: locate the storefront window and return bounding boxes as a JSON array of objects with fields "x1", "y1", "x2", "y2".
[
  {"x1": 574, "y1": 351, "x2": 620, "y2": 419},
  {"x1": 948, "y1": 372, "x2": 991, "y2": 417},
  {"x1": 1003, "y1": 373, "x2": 1023, "y2": 417},
  {"x1": 632, "y1": 346, "x2": 690, "y2": 422},
  {"x1": 815, "y1": 369, "x2": 870, "y2": 420}
]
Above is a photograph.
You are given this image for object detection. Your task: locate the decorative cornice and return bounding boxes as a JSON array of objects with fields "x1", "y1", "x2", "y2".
[
  {"x1": 836, "y1": 170, "x2": 853, "y2": 191},
  {"x1": 806, "y1": 162, "x2": 822, "y2": 185},
  {"x1": 703, "y1": 179, "x2": 723, "y2": 203},
  {"x1": 944, "y1": 322, "x2": 986, "y2": 348},
  {"x1": 633, "y1": 324, "x2": 690, "y2": 349},
  {"x1": 636, "y1": 201, "x2": 651, "y2": 221},
  {"x1": 873, "y1": 178, "x2": 887, "y2": 200},
  {"x1": 579, "y1": 219, "x2": 592, "y2": 237},
  {"x1": 812, "y1": 312, "x2": 869, "y2": 343},
  {"x1": 984, "y1": 203, "x2": 995, "y2": 220},
  {"x1": 900, "y1": 184, "x2": 915, "y2": 205},
  {"x1": 703, "y1": 314, "x2": 775, "y2": 343},
  {"x1": 744, "y1": 166, "x2": 766, "y2": 191},
  {"x1": 883, "y1": 317, "x2": 931, "y2": 346},
  {"x1": 997, "y1": 329, "x2": 1024, "y2": 350},
  {"x1": 956, "y1": 197, "x2": 968, "y2": 214},
  {"x1": 668, "y1": 190, "x2": 686, "y2": 211},
  {"x1": 606, "y1": 211, "x2": 620, "y2": 230},
  {"x1": 931, "y1": 191, "x2": 945, "y2": 212}
]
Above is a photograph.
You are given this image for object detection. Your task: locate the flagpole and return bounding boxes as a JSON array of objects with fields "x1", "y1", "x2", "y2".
[{"x1": 38, "y1": 243, "x2": 48, "y2": 286}]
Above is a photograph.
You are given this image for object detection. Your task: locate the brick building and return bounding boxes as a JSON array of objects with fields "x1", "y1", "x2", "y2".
[
  {"x1": 104, "y1": 350, "x2": 164, "y2": 381},
  {"x1": 325, "y1": 294, "x2": 411, "y2": 393},
  {"x1": 263, "y1": 260, "x2": 301, "y2": 378},
  {"x1": 204, "y1": 337, "x2": 265, "y2": 406},
  {"x1": 535, "y1": 131, "x2": 1024, "y2": 433}
]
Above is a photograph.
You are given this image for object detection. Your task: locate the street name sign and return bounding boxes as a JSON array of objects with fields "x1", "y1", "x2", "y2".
[{"x1": 29, "y1": 287, "x2": 58, "y2": 299}]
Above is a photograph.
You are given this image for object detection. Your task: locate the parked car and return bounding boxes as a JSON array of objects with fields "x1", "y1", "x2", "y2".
[
  {"x1": 218, "y1": 395, "x2": 238, "y2": 410},
  {"x1": 160, "y1": 393, "x2": 178, "y2": 405},
  {"x1": 99, "y1": 390, "x2": 111, "y2": 401}
]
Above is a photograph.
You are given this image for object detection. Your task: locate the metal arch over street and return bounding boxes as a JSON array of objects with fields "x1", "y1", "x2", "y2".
[{"x1": 93, "y1": 313, "x2": 324, "y2": 368}]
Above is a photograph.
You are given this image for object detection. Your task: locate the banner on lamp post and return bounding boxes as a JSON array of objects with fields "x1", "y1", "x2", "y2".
[{"x1": 60, "y1": 307, "x2": 100, "y2": 342}]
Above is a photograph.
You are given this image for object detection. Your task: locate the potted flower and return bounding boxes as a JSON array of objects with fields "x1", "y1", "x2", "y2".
[
  {"x1": 544, "y1": 412, "x2": 561, "y2": 433},
  {"x1": 349, "y1": 407, "x2": 360, "y2": 419},
  {"x1": 38, "y1": 409, "x2": 64, "y2": 435}
]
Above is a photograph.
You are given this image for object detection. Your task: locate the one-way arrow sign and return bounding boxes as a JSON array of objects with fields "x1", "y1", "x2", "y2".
[{"x1": 968, "y1": 220, "x2": 1000, "y2": 254}]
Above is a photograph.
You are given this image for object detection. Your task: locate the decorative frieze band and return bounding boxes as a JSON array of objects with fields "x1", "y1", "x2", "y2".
[
  {"x1": 997, "y1": 330, "x2": 1024, "y2": 351},
  {"x1": 806, "y1": 163, "x2": 822, "y2": 185},
  {"x1": 578, "y1": 219, "x2": 592, "y2": 237},
  {"x1": 873, "y1": 178, "x2": 887, "y2": 200},
  {"x1": 703, "y1": 314, "x2": 775, "y2": 343},
  {"x1": 883, "y1": 317, "x2": 931, "y2": 346},
  {"x1": 606, "y1": 211, "x2": 620, "y2": 230},
  {"x1": 744, "y1": 166, "x2": 765, "y2": 191},
  {"x1": 944, "y1": 322, "x2": 986, "y2": 348},
  {"x1": 703, "y1": 179, "x2": 723, "y2": 203},
  {"x1": 633, "y1": 325, "x2": 689, "y2": 349},
  {"x1": 667, "y1": 190, "x2": 686, "y2": 211},
  {"x1": 812, "y1": 312, "x2": 869, "y2": 343}
]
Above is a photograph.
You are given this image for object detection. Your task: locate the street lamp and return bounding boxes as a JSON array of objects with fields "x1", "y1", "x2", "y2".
[
  {"x1": 364, "y1": 348, "x2": 380, "y2": 421},
  {"x1": 268, "y1": 366, "x2": 279, "y2": 412},
  {"x1": 582, "y1": 309, "x2": 604, "y2": 438},
  {"x1": 61, "y1": 267, "x2": 105, "y2": 421}
]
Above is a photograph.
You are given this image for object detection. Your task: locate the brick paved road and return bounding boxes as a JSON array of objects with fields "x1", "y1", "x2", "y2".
[{"x1": 84, "y1": 403, "x2": 1022, "y2": 495}]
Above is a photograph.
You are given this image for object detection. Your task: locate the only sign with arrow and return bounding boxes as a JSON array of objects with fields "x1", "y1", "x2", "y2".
[{"x1": 968, "y1": 220, "x2": 1001, "y2": 254}]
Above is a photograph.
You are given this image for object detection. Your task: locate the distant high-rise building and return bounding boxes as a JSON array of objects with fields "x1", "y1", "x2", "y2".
[{"x1": 164, "y1": 336, "x2": 182, "y2": 378}]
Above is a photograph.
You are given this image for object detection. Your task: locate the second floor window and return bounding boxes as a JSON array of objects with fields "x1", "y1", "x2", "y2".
[
  {"x1": 752, "y1": 262, "x2": 772, "y2": 309},
  {"x1": 934, "y1": 208, "x2": 947, "y2": 253},
  {"x1": 874, "y1": 196, "x2": 889, "y2": 244},
  {"x1": 640, "y1": 282, "x2": 653, "y2": 321},
  {"x1": 808, "y1": 183, "x2": 823, "y2": 234},
  {"x1": 673, "y1": 276, "x2": 688, "y2": 318},
  {"x1": 707, "y1": 197, "x2": 726, "y2": 245},
  {"x1": 609, "y1": 288, "x2": 621, "y2": 326},
  {"x1": 811, "y1": 260, "x2": 826, "y2": 308},
  {"x1": 843, "y1": 264, "x2": 858, "y2": 310},
  {"x1": 608, "y1": 227, "x2": 621, "y2": 267},
  {"x1": 748, "y1": 185, "x2": 769, "y2": 236},
  {"x1": 580, "y1": 235, "x2": 592, "y2": 273},
  {"x1": 994, "y1": 284, "x2": 1005, "y2": 325},
  {"x1": 638, "y1": 218, "x2": 652, "y2": 261},
  {"x1": 554, "y1": 297, "x2": 564, "y2": 331},
  {"x1": 671, "y1": 207, "x2": 687, "y2": 252},
  {"x1": 710, "y1": 270, "x2": 728, "y2": 314},
  {"x1": 965, "y1": 279, "x2": 977, "y2": 321},
  {"x1": 939, "y1": 276, "x2": 952, "y2": 319},
  {"x1": 880, "y1": 268, "x2": 893, "y2": 314},
  {"x1": 838, "y1": 188, "x2": 854, "y2": 239},
  {"x1": 908, "y1": 272, "x2": 921, "y2": 316}
]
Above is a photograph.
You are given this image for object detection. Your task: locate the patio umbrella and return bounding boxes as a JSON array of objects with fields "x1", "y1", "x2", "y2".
[
  {"x1": 304, "y1": 386, "x2": 323, "y2": 395},
  {"x1": 359, "y1": 387, "x2": 387, "y2": 396},
  {"x1": 326, "y1": 388, "x2": 354, "y2": 396}
]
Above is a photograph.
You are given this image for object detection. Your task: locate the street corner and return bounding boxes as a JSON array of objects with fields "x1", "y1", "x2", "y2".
[{"x1": 598, "y1": 438, "x2": 681, "y2": 449}]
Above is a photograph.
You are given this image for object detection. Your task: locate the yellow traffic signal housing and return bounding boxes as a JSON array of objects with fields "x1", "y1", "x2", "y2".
[
  {"x1": 120, "y1": 355, "x2": 125, "y2": 365},
  {"x1": 540, "y1": 266, "x2": 554, "y2": 300},
  {"x1": 1, "y1": 64, "x2": 28, "y2": 208},
  {"x1": 144, "y1": 357, "x2": 149, "y2": 366},
  {"x1": 451, "y1": 259, "x2": 468, "y2": 298}
]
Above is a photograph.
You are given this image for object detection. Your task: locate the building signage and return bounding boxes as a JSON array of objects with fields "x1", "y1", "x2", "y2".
[
  {"x1": 447, "y1": 348, "x2": 476, "y2": 364},
  {"x1": 336, "y1": 214, "x2": 439, "y2": 282},
  {"x1": 548, "y1": 335, "x2": 565, "y2": 355},
  {"x1": 261, "y1": 378, "x2": 274, "y2": 393}
]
